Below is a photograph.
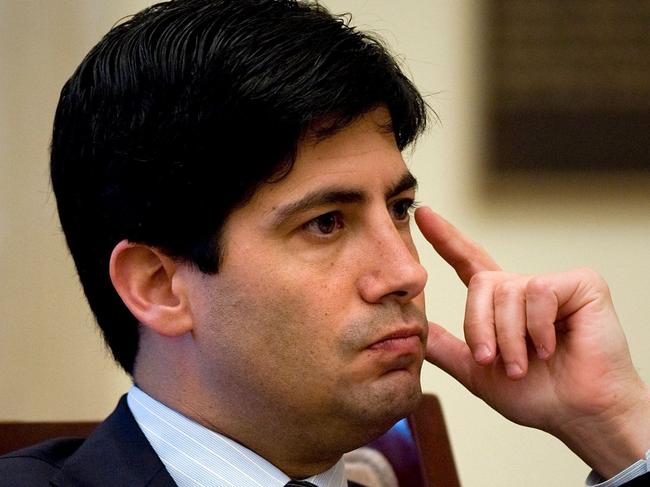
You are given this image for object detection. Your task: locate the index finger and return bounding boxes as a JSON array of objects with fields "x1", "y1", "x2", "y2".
[{"x1": 414, "y1": 206, "x2": 501, "y2": 286}]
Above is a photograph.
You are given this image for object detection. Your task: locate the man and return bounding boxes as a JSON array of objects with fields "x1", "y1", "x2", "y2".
[{"x1": 1, "y1": 1, "x2": 648, "y2": 486}]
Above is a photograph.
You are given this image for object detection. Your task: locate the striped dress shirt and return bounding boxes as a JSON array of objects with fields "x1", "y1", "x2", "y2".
[{"x1": 127, "y1": 385, "x2": 348, "y2": 487}]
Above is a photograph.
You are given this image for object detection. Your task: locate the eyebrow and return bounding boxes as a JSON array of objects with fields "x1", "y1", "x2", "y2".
[
  {"x1": 386, "y1": 171, "x2": 418, "y2": 200},
  {"x1": 270, "y1": 170, "x2": 418, "y2": 226}
]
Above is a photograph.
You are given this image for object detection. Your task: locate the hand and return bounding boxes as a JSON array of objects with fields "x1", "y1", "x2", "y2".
[{"x1": 415, "y1": 206, "x2": 650, "y2": 478}]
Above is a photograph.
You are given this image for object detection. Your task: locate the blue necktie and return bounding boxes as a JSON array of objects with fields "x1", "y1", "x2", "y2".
[{"x1": 285, "y1": 481, "x2": 318, "y2": 487}]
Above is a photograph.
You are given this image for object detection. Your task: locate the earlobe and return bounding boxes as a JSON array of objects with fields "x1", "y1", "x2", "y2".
[{"x1": 109, "y1": 240, "x2": 194, "y2": 337}]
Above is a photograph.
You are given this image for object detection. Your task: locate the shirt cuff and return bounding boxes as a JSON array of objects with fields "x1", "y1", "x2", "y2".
[{"x1": 585, "y1": 449, "x2": 650, "y2": 487}]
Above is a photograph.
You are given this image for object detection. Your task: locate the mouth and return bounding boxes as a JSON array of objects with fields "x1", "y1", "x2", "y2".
[{"x1": 368, "y1": 326, "x2": 424, "y2": 354}]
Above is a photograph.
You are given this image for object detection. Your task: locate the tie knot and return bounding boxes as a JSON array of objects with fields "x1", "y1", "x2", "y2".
[{"x1": 285, "y1": 481, "x2": 318, "y2": 487}]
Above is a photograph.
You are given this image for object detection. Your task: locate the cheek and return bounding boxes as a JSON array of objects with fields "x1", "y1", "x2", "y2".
[
  {"x1": 224, "y1": 268, "x2": 343, "y2": 348},
  {"x1": 211, "y1": 240, "x2": 359, "y2": 355}
]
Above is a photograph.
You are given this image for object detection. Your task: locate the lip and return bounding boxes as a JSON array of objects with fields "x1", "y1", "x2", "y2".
[{"x1": 368, "y1": 327, "x2": 424, "y2": 353}]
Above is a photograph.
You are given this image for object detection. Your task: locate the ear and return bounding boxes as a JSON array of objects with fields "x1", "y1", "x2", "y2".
[{"x1": 109, "y1": 240, "x2": 194, "y2": 337}]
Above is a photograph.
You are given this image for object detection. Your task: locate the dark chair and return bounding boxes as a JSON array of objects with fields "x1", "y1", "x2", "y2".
[
  {"x1": 0, "y1": 393, "x2": 460, "y2": 486},
  {"x1": 0, "y1": 420, "x2": 98, "y2": 455},
  {"x1": 367, "y1": 394, "x2": 460, "y2": 487}
]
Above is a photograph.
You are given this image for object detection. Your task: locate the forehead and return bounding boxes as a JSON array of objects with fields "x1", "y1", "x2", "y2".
[
  {"x1": 300, "y1": 108, "x2": 397, "y2": 163},
  {"x1": 256, "y1": 108, "x2": 408, "y2": 206}
]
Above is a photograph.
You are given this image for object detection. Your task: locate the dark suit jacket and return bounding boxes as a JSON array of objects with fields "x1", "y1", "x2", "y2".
[
  {"x1": 0, "y1": 395, "x2": 365, "y2": 487},
  {"x1": 626, "y1": 472, "x2": 650, "y2": 486}
]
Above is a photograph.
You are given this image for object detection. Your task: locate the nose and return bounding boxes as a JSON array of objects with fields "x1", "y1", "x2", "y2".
[{"x1": 356, "y1": 218, "x2": 428, "y2": 304}]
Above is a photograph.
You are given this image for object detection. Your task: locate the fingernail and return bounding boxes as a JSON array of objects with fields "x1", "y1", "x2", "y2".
[
  {"x1": 473, "y1": 344, "x2": 492, "y2": 363},
  {"x1": 505, "y1": 362, "x2": 523, "y2": 378},
  {"x1": 537, "y1": 344, "x2": 551, "y2": 360}
]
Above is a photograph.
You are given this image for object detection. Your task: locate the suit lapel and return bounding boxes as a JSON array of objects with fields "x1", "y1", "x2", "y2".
[{"x1": 51, "y1": 395, "x2": 176, "y2": 486}]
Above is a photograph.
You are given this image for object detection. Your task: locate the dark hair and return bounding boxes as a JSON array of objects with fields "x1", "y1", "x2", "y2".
[{"x1": 51, "y1": 0, "x2": 428, "y2": 374}]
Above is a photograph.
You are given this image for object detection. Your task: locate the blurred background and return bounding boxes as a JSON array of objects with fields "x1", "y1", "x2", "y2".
[{"x1": 1, "y1": 1, "x2": 649, "y2": 485}]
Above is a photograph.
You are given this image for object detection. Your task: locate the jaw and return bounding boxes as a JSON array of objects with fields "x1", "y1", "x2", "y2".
[{"x1": 329, "y1": 354, "x2": 425, "y2": 437}]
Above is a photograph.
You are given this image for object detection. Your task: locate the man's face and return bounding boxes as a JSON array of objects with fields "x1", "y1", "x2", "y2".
[{"x1": 187, "y1": 108, "x2": 428, "y2": 455}]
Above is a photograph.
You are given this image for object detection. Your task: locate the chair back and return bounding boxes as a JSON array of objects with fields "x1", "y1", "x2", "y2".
[
  {"x1": 358, "y1": 394, "x2": 461, "y2": 487},
  {"x1": 0, "y1": 421, "x2": 98, "y2": 455}
]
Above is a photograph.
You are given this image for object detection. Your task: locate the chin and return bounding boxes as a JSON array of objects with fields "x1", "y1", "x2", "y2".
[
  {"x1": 318, "y1": 373, "x2": 422, "y2": 458},
  {"x1": 350, "y1": 369, "x2": 423, "y2": 438},
  {"x1": 378, "y1": 369, "x2": 423, "y2": 414}
]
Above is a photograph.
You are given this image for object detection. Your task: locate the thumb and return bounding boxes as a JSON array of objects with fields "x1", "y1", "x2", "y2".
[{"x1": 426, "y1": 321, "x2": 474, "y2": 388}]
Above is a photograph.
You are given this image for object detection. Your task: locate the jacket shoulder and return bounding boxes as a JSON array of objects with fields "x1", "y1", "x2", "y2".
[{"x1": 0, "y1": 437, "x2": 84, "y2": 486}]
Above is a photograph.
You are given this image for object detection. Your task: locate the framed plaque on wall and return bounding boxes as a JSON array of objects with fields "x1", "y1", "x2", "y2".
[{"x1": 487, "y1": 0, "x2": 650, "y2": 172}]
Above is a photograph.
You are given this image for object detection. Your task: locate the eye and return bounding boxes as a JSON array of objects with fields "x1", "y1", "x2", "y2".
[
  {"x1": 391, "y1": 198, "x2": 416, "y2": 222},
  {"x1": 303, "y1": 211, "x2": 344, "y2": 236}
]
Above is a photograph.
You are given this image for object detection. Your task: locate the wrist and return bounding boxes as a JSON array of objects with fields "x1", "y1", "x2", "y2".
[
  {"x1": 586, "y1": 449, "x2": 650, "y2": 487},
  {"x1": 555, "y1": 383, "x2": 650, "y2": 479}
]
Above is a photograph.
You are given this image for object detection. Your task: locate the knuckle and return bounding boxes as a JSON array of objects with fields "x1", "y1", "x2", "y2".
[
  {"x1": 468, "y1": 270, "x2": 493, "y2": 290},
  {"x1": 495, "y1": 312, "x2": 526, "y2": 341},
  {"x1": 576, "y1": 266, "x2": 599, "y2": 281},
  {"x1": 498, "y1": 329, "x2": 526, "y2": 343},
  {"x1": 494, "y1": 280, "x2": 521, "y2": 304},
  {"x1": 525, "y1": 317, "x2": 546, "y2": 334},
  {"x1": 463, "y1": 314, "x2": 480, "y2": 330},
  {"x1": 463, "y1": 315, "x2": 487, "y2": 338},
  {"x1": 576, "y1": 267, "x2": 611, "y2": 296},
  {"x1": 577, "y1": 266, "x2": 606, "y2": 284},
  {"x1": 525, "y1": 275, "x2": 550, "y2": 296},
  {"x1": 497, "y1": 340, "x2": 525, "y2": 361}
]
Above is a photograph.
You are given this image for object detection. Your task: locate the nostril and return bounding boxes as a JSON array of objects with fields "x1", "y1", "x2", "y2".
[{"x1": 394, "y1": 290, "x2": 408, "y2": 297}]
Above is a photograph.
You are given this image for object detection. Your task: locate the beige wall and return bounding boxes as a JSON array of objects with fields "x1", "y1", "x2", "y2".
[{"x1": 1, "y1": 1, "x2": 649, "y2": 486}]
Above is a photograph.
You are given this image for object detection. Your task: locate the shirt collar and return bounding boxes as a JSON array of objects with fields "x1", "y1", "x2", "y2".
[{"x1": 126, "y1": 385, "x2": 347, "y2": 487}]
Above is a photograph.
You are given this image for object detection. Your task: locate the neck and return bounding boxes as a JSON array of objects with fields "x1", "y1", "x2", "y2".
[{"x1": 134, "y1": 351, "x2": 348, "y2": 478}]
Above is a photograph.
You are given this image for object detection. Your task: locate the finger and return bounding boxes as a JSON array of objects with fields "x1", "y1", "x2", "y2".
[
  {"x1": 464, "y1": 272, "x2": 498, "y2": 364},
  {"x1": 546, "y1": 268, "x2": 611, "y2": 321},
  {"x1": 525, "y1": 276, "x2": 558, "y2": 360},
  {"x1": 425, "y1": 321, "x2": 474, "y2": 387},
  {"x1": 493, "y1": 279, "x2": 528, "y2": 379},
  {"x1": 414, "y1": 206, "x2": 501, "y2": 286}
]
